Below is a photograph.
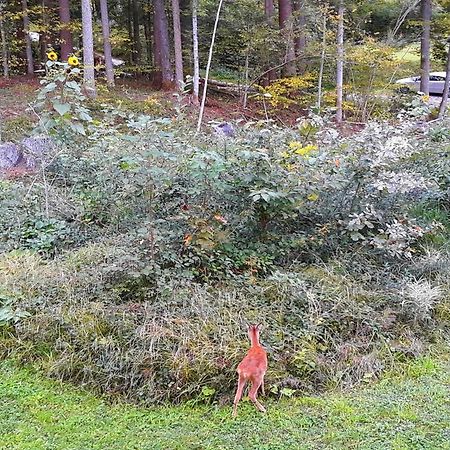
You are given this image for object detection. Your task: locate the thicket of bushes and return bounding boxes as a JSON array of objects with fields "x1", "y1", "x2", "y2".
[{"x1": 1, "y1": 94, "x2": 450, "y2": 403}]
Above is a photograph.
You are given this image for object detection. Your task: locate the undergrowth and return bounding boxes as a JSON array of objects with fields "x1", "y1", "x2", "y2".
[{"x1": 1, "y1": 73, "x2": 450, "y2": 404}]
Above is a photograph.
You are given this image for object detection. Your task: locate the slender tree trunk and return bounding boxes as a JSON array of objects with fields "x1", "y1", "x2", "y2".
[
  {"x1": 81, "y1": 0, "x2": 96, "y2": 97},
  {"x1": 265, "y1": 0, "x2": 276, "y2": 83},
  {"x1": 192, "y1": 0, "x2": 200, "y2": 104},
  {"x1": 132, "y1": 0, "x2": 141, "y2": 64},
  {"x1": 293, "y1": 0, "x2": 306, "y2": 74},
  {"x1": 317, "y1": 11, "x2": 326, "y2": 112},
  {"x1": 143, "y1": 0, "x2": 152, "y2": 64},
  {"x1": 40, "y1": 0, "x2": 49, "y2": 61},
  {"x1": 180, "y1": 0, "x2": 191, "y2": 70},
  {"x1": 172, "y1": 0, "x2": 184, "y2": 90},
  {"x1": 0, "y1": 5, "x2": 8, "y2": 79},
  {"x1": 100, "y1": 0, "x2": 114, "y2": 87},
  {"x1": 336, "y1": 0, "x2": 344, "y2": 124},
  {"x1": 279, "y1": 0, "x2": 296, "y2": 76},
  {"x1": 196, "y1": 0, "x2": 224, "y2": 132},
  {"x1": 59, "y1": 0, "x2": 73, "y2": 60},
  {"x1": 438, "y1": 41, "x2": 450, "y2": 118},
  {"x1": 420, "y1": 0, "x2": 431, "y2": 95},
  {"x1": 153, "y1": 0, "x2": 173, "y2": 88},
  {"x1": 265, "y1": 0, "x2": 274, "y2": 21},
  {"x1": 22, "y1": 0, "x2": 34, "y2": 74},
  {"x1": 127, "y1": 0, "x2": 133, "y2": 63}
]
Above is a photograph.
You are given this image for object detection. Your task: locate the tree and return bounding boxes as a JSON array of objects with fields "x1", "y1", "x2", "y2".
[
  {"x1": 81, "y1": 0, "x2": 96, "y2": 97},
  {"x1": 438, "y1": 38, "x2": 450, "y2": 118},
  {"x1": 293, "y1": 0, "x2": 306, "y2": 73},
  {"x1": 22, "y1": 0, "x2": 34, "y2": 75},
  {"x1": 196, "y1": 0, "x2": 225, "y2": 132},
  {"x1": 317, "y1": 6, "x2": 327, "y2": 112},
  {"x1": 59, "y1": 0, "x2": 73, "y2": 60},
  {"x1": 265, "y1": 0, "x2": 276, "y2": 83},
  {"x1": 132, "y1": 0, "x2": 141, "y2": 64},
  {"x1": 420, "y1": 0, "x2": 431, "y2": 95},
  {"x1": 172, "y1": 0, "x2": 184, "y2": 90},
  {"x1": 100, "y1": 0, "x2": 114, "y2": 87},
  {"x1": 336, "y1": 0, "x2": 345, "y2": 124},
  {"x1": 279, "y1": 0, "x2": 296, "y2": 76},
  {"x1": 0, "y1": 1, "x2": 8, "y2": 78},
  {"x1": 153, "y1": 0, "x2": 173, "y2": 88},
  {"x1": 192, "y1": 0, "x2": 200, "y2": 104}
]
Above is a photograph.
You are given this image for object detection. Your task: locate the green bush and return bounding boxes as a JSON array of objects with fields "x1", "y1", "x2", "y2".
[{"x1": 2, "y1": 94, "x2": 450, "y2": 403}]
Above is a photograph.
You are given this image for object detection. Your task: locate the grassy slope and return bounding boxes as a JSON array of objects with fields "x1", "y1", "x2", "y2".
[{"x1": 1, "y1": 358, "x2": 450, "y2": 450}]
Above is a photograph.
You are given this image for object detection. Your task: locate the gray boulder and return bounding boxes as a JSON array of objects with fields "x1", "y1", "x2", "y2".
[
  {"x1": 21, "y1": 136, "x2": 56, "y2": 157},
  {"x1": 0, "y1": 142, "x2": 22, "y2": 170}
]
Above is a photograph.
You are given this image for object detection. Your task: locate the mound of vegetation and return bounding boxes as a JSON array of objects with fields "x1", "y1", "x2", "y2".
[{"x1": 1, "y1": 72, "x2": 450, "y2": 404}]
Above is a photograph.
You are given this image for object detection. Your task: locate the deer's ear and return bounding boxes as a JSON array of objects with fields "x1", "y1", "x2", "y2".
[{"x1": 256, "y1": 323, "x2": 263, "y2": 331}]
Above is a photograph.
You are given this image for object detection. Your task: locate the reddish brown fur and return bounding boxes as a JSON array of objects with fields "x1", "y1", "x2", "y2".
[{"x1": 232, "y1": 324, "x2": 268, "y2": 417}]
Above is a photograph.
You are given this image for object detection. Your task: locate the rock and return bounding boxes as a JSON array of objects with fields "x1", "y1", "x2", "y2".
[
  {"x1": 214, "y1": 122, "x2": 235, "y2": 138},
  {"x1": 21, "y1": 136, "x2": 55, "y2": 157},
  {"x1": 0, "y1": 142, "x2": 22, "y2": 170}
]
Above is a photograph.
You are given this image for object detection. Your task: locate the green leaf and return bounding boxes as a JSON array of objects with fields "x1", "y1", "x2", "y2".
[{"x1": 53, "y1": 102, "x2": 71, "y2": 116}]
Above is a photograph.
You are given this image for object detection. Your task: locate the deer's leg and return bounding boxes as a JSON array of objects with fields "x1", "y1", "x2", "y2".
[
  {"x1": 232, "y1": 374, "x2": 246, "y2": 417},
  {"x1": 249, "y1": 377, "x2": 266, "y2": 413},
  {"x1": 260, "y1": 374, "x2": 265, "y2": 396}
]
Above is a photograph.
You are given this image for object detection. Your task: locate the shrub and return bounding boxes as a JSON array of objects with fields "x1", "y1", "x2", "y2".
[{"x1": 2, "y1": 104, "x2": 450, "y2": 403}]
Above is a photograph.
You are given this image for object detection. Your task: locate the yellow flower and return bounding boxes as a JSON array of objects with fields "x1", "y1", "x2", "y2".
[
  {"x1": 289, "y1": 141, "x2": 303, "y2": 151},
  {"x1": 288, "y1": 142, "x2": 318, "y2": 157},
  {"x1": 47, "y1": 50, "x2": 58, "y2": 61},
  {"x1": 307, "y1": 193, "x2": 319, "y2": 202},
  {"x1": 280, "y1": 151, "x2": 291, "y2": 159},
  {"x1": 68, "y1": 55, "x2": 79, "y2": 67}
]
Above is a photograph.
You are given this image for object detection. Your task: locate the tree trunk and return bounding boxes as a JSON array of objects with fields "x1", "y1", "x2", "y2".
[
  {"x1": 420, "y1": 0, "x2": 431, "y2": 95},
  {"x1": 22, "y1": 0, "x2": 34, "y2": 74},
  {"x1": 143, "y1": 0, "x2": 152, "y2": 64},
  {"x1": 265, "y1": 0, "x2": 276, "y2": 83},
  {"x1": 265, "y1": 0, "x2": 274, "y2": 22},
  {"x1": 192, "y1": 0, "x2": 199, "y2": 104},
  {"x1": 0, "y1": 6, "x2": 8, "y2": 78},
  {"x1": 317, "y1": 11, "x2": 326, "y2": 112},
  {"x1": 293, "y1": 0, "x2": 306, "y2": 74},
  {"x1": 278, "y1": 0, "x2": 296, "y2": 76},
  {"x1": 172, "y1": 0, "x2": 184, "y2": 90},
  {"x1": 132, "y1": 0, "x2": 141, "y2": 64},
  {"x1": 81, "y1": 0, "x2": 96, "y2": 97},
  {"x1": 196, "y1": 0, "x2": 225, "y2": 132},
  {"x1": 153, "y1": 0, "x2": 173, "y2": 88},
  {"x1": 438, "y1": 41, "x2": 450, "y2": 118},
  {"x1": 127, "y1": 0, "x2": 133, "y2": 63},
  {"x1": 336, "y1": 0, "x2": 344, "y2": 124},
  {"x1": 100, "y1": 0, "x2": 114, "y2": 87},
  {"x1": 59, "y1": 0, "x2": 73, "y2": 60},
  {"x1": 40, "y1": 0, "x2": 50, "y2": 61}
]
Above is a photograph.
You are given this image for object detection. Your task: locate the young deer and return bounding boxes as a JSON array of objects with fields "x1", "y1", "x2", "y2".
[{"x1": 232, "y1": 323, "x2": 268, "y2": 417}]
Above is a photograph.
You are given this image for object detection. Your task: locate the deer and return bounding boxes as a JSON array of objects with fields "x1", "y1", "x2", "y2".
[{"x1": 232, "y1": 323, "x2": 268, "y2": 417}]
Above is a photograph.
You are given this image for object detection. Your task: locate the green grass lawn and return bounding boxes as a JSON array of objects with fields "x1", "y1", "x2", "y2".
[{"x1": 1, "y1": 357, "x2": 450, "y2": 450}]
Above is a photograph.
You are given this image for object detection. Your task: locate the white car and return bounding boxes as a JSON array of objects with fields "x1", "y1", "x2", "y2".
[{"x1": 395, "y1": 72, "x2": 449, "y2": 95}]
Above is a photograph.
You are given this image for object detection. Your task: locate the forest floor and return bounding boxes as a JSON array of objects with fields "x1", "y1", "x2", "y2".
[
  {"x1": 1, "y1": 355, "x2": 450, "y2": 450},
  {"x1": 0, "y1": 75, "x2": 306, "y2": 133}
]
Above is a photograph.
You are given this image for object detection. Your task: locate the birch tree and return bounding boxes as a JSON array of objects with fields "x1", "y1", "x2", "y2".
[
  {"x1": 336, "y1": 0, "x2": 345, "y2": 124},
  {"x1": 81, "y1": 0, "x2": 96, "y2": 98},
  {"x1": 192, "y1": 0, "x2": 200, "y2": 104}
]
